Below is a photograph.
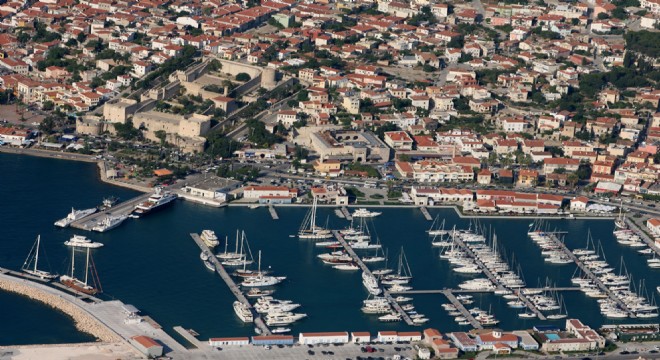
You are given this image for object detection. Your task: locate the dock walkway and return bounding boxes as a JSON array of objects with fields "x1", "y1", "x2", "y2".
[
  {"x1": 189, "y1": 233, "x2": 271, "y2": 335},
  {"x1": 70, "y1": 193, "x2": 151, "y2": 230},
  {"x1": 268, "y1": 205, "x2": 279, "y2": 220},
  {"x1": 452, "y1": 236, "x2": 546, "y2": 320},
  {"x1": 341, "y1": 207, "x2": 353, "y2": 221},
  {"x1": 626, "y1": 218, "x2": 660, "y2": 257},
  {"x1": 331, "y1": 230, "x2": 413, "y2": 326},
  {"x1": 419, "y1": 207, "x2": 432, "y2": 221},
  {"x1": 335, "y1": 209, "x2": 345, "y2": 219},
  {"x1": 390, "y1": 287, "x2": 581, "y2": 295},
  {"x1": 173, "y1": 326, "x2": 205, "y2": 349},
  {"x1": 441, "y1": 290, "x2": 482, "y2": 329},
  {"x1": 541, "y1": 232, "x2": 633, "y2": 317}
]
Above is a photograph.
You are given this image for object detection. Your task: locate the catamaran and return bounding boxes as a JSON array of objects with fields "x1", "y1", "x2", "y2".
[
  {"x1": 22, "y1": 235, "x2": 58, "y2": 280},
  {"x1": 60, "y1": 246, "x2": 102, "y2": 295},
  {"x1": 298, "y1": 197, "x2": 332, "y2": 239}
]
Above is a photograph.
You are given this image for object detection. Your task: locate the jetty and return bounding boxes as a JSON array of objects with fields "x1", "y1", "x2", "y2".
[
  {"x1": 625, "y1": 218, "x2": 660, "y2": 257},
  {"x1": 331, "y1": 230, "x2": 414, "y2": 326},
  {"x1": 419, "y1": 207, "x2": 432, "y2": 221},
  {"x1": 268, "y1": 205, "x2": 279, "y2": 220},
  {"x1": 441, "y1": 290, "x2": 482, "y2": 329},
  {"x1": 189, "y1": 233, "x2": 271, "y2": 335},
  {"x1": 341, "y1": 207, "x2": 353, "y2": 221},
  {"x1": 538, "y1": 231, "x2": 634, "y2": 317},
  {"x1": 334, "y1": 209, "x2": 345, "y2": 219},
  {"x1": 389, "y1": 287, "x2": 581, "y2": 295},
  {"x1": 452, "y1": 235, "x2": 546, "y2": 320},
  {"x1": 173, "y1": 326, "x2": 205, "y2": 349},
  {"x1": 69, "y1": 193, "x2": 152, "y2": 230}
]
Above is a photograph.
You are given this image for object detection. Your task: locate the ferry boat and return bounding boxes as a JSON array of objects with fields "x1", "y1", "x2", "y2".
[
  {"x1": 60, "y1": 246, "x2": 101, "y2": 295},
  {"x1": 233, "y1": 301, "x2": 253, "y2": 323},
  {"x1": 54, "y1": 207, "x2": 97, "y2": 227},
  {"x1": 200, "y1": 230, "x2": 220, "y2": 248},
  {"x1": 298, "y1": 197, "x2": 332, "y2": 239},
  {"x1": 64, "y1": 235, "x2": 104, "y2": 248},
  {"x1": 21, "y1": 235, "x2": 58, "y2": 280},
  {"x1": 92, "y1": 214, "x2": 128, "y2": 232},
  {"x1": 352, "y1": 208, "x2": 381, "y2": 218},
  {"x1": 131, "y1": 187, "x2": 177, "y2": 218}
]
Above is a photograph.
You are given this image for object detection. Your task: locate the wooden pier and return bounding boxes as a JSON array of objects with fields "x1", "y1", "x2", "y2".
[
  {"x1": 441, "y1": 290, "x2": 483, "y2": 329},
  {"x1": 69, "y1": 193, "x2": 152, "y2": 230},
  {"x1": 268, "y1": 205, "x2": 279, "y2": 220},
  {"x1": 331, "y1": 230, "x2": 414, "y2": 326},
  {"x1": 541, "y1": 232, "x2": 634, "y2": 317},
  {"x1": 173, "y1": 326, "x2": 204, "y2": 349},
  {"x1": 189, "y1": 233, "x2": 271, "y2": 335},
  {"x1": 419, "y1": 207, "x2": 432, "y2": 221},
  {"x1": 341, "y1": 207, "x2": 353, "y2": 221},
  {"x1": 452, "y1": 236, "x2": 546, "y2": 320}
]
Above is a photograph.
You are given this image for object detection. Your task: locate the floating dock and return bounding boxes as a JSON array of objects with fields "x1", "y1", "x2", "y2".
[
  {"x1": 69, "y1": 193, "x2": 152, "y2": 230},
  {"x1": 331, "y1": 230, "x2": 414, "y2": 326},
  {"x1": 452, "y1": 235, "x2": 546, "y2": 320},
  {"x1": 268, "y1": 205, "x2": 279, "y2": 220},
  {"x1": 189, "y1": 233, "x2": 271, "y2": 335},
  {"x1": 419, "y1": 207, "x2": 432, "y2": 221},
  {"x1": 537, "y1": 231, "x2": 634, "y2": 317},
  {"x1": 341, "y1": 207, "x2": 353, "y2": 221},
  {"x1": 441, "y1": 290, "x2": 483, "y2": 329},
  {"x1": 173, "y1": 326, "x2": 204, "y2": 349}
]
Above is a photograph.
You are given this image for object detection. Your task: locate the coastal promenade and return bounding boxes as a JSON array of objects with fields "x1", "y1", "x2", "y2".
[
  {"x1": 331, "y1": 230, "x2": 414, "y2": 326},
  {"x1": 189, "y1": 233, "x2": 271, "y2": 336}
]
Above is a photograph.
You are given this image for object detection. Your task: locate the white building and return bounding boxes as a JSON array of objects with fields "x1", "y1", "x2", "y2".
[
  {"x1": 351, "y1": 332, "x2": 371, "y2": 343},
  {"x1": 570, "y1": 196, "x2": 589, "y2": 212},
  {"x1": 208, "y1": 337, "x2": 250, "y2": 346},
  {"x1": 647, "y1": 218, "x2": 660, "y2": 236},
  {"x1": 242, "y1": 186, "x2": 297, "y2": 200},
  {"x1": 377, "y1": 331, "x2": 398, "y2": 343},
  {"x1": 299, "y1": 332, "x2": 349, "y2": 345}
]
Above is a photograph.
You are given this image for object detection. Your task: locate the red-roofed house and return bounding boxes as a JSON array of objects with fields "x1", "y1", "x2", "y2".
[
  {"x1": 647, "y1": 218, "x2": 660, "y2": 236},
  {"x1": 130, "y1": 336, "x2": 163, "y2": 357},
  {"x1": 384, "y1": 131, "x2": 414, "y2": 150}
]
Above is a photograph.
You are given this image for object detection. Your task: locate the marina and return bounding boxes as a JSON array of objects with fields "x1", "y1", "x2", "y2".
[
  {"x1": 441, "y1": 290, "x2": 483, "y2": 329},
  {"x1": 189, "y1": 233, "x2": 271, "y2": 336},
  {"x1": 625, "y1": 217, "x2": 660, "y2": 258}
]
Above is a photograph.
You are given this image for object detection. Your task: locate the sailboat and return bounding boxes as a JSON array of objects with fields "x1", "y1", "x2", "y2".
[
  {"x1": 546, "y1": 295, "x2": 568, "y2": 320},
  {"x1": 59, "y1": 247, "x2": 102, "y2": 295},
  {"x1": 382, "y1": 247, "x2": 413, "y2": 285},
  {"x1": 614, "y1": 200, "x2": 627, "y2": 229},
  {"x1": 428, "y1": 217, "x2": 449, "y2": 237},
  {"x1": 298, "y1": 197, "x2": 332, "y2": 239},
  {"x1": 217, "y1": 233, "x2": 243, "y2": 260},
  {"x1": 240, "y1": 251, "x2": 285, "y2": 287},
  {"x1": 22, "y1": 235, "x2": 58, "y2": 280},
  {"x1": 222, "y1": 231, "x2": 254, "y2": 266}
]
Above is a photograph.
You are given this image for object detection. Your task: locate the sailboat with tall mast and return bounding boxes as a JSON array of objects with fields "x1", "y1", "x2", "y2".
[
  {"x1": 221, "y1": 231, "x2": 254, "y2": 266},
  {"x1": 60, "y1": 247, "x2": 102, "y2": 295},
  {"x1": 22, "y1": 235, "x2": 58, "y2": 280},
  {"x1": 240, "y1": 250, "x2": 286, "y2": 287},
  {"x1": 615, "y1": 200, "x2": 627, "y2": 229},
  {"x1": 298, "y1": 197, "x2": 332, "y2": 239}
]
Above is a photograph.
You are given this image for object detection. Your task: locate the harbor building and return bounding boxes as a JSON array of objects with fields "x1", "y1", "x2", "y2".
[
  {"x1": 308, "y1": 130, "x2": 390, "y2": 163},
  {"x1": 299, "y1": 332, "x2": 349, "y2": 345},
  {"x1": 208, "y1": 337, "x2": 250, "y2": 346},
  {"x1": 397, "y1": 332, "x2": 422, "y2": 342},
  {"x1": 242, "y1": 185, "x2": 298, "y2": 204},
  {"x1": 418, "y1": 347, "x2": 432, "y2": 359},
  {"x1": 448, "y1": 332, "x2": 478, "y2": 352},
  {"x1": 377, "y1": 331, "x2": 398, "y2": 343},
  {"x1": 512, "y1": 331, "x2": 539, "y2": 351},
  {"x1": 130, "y1": 335, "x2": 164, "y2": 358},
  {"x1": 251, "y1": 335, "x2": 295, "y2": 345},
  {"x1": 351, "y1": 332, "x2": 371, "y2": 343},
  {"x1": 475, "y1": 331, "x2": 519, "y2": 350},
  {"x1": 566, "y1": 319, "x2": 606, "y2": 348},
  {"x1": 179, "y1": 177, "x2": 240, "y2": 207}
]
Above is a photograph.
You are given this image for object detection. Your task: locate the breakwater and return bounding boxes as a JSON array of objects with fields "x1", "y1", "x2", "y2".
[{"x1": 0, "y1": 275, "x2": 119, "y2": 343}]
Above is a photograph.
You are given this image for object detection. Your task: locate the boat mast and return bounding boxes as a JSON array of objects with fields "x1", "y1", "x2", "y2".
[
  {"x1": 34, "y1": 235, "x2": 40, "y2": 272},
  {"x1": 84, "y1": 247, "x2": 90, "y2": 286},
  {"x1": 310, "y1": 197, "x2": 317, "y2": 232},
  {"x1": 71, "y1": 246, "x2": 75, "y2": 278}
]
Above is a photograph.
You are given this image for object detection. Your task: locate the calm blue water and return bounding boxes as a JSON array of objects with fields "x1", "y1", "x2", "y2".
[{"x1": 0, "y1": 153, "x2": 658, "y2": 345}]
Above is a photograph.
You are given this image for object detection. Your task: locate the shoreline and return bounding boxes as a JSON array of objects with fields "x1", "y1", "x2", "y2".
[{"x1": 0, "y1": 273, "x2": 120, "y2": 344}]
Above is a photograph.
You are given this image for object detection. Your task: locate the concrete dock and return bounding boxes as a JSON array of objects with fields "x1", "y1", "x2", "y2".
[
  {"x1": 173, "y1": 326, "x2": 205, "y2": 349},
  {"x1": 341, "y1": 207, "x2": 353, "y2": 221},
  {"x1": 626, "y1": 217, "x2": 660, "y2": 257},
  {"x1": 268, "y1": 205, "x2": 279, "y2": 220},
  {"x1": 536, "y1": 231, "x2": 634, "y2": 317},
  {"x1": 452, "y1": 235, "x2": 546, "y2": 320},
  {"x1": 335, "y1": 209, "x2": 345, "y2": 219},
  {"x1": 419, "y1": 207, "x2": 432, "y2": 221},
  {"x1": 331, "y1": 230, "x2": 414, "y2": 326},
  {"x1": 390, "y1": 287, "x2": 581, "y2": 295},
  {"x1": 69, "y1": 193, "x2": 152, "y2": 230},
  {"x1": 189, "y1": 233, "x2": 271, "y2": 335},
  {"x1": 441, "y1": 290, "x2": 483, "y2": 329}
]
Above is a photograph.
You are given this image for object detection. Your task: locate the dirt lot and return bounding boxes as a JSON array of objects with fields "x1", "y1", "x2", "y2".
[{"x1": 0, "y1": 104, "x2": 46, "y2": 126}]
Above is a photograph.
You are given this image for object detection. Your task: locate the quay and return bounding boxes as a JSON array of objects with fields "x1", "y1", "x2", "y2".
[
  {"x1": 539, "y1": 232, "x2": 634, "y2": 317},
  {"x1": 189, "y1": 233, "x2": 271, "y2": 335},
  {"x1": 268, "y1": 205, "x2": 279, "y2": 220},
  {"x1": 451, "y1": 235, "x2": 546, "y2": 320},
  {"x1": 69, "y1": 193, "x2": 152, "y2": 230},
  {"x1": 341, "y1": 207, "x2": 353, "y2": 221},
  {"x1": 331, "y1": 230, "x2": 414, "y2": 326},
  {"x1": 173, "y1": 326, "x2": 205, "y2": 349},
  {"x1": 335, "y1": 209, "x2": 345, "y2": 219},
  {"x1": 625, "y1": 217, "x2": 660, "y2": 257},
  {"x1": 419, "y1": 207, "x2": 432, "y2": 221},
  {"x1": 390, "y1": 287, "x2": 581, "y2": 295},
  {"x1": 441, "y1": 290, "x2": 483, "y2": 329}
]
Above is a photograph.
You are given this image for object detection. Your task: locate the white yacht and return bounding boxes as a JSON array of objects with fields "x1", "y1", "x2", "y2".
[
  {"x1": 333, "y1": 263, "x2": 359, "y2": 271},
  {"x1": 92, "y1": 214, "x2": 128, "y2": 232},
  {"x1": 233, "y1": 301, "x2": 253, "y2": 322},
  {"x1": 362, "y1": 272, "x2": 382, "y2": 296},
  {"x1": 64, "y1": 235, "x2": 103, "y2": 248},
  {"x1": 378, "y1": 313, "x2": 401, "y2": 322},
  {"x1": 352, "y1": 208, "x2": 381, "y2": 218},
  {"x1": 265, "y1": 312, "x2": 307, "y2": 326},
  {"x1": 54, "y1": 207, "x2": 97, "y2": 227},
  {"x1": 131, "y1": 187, "x2": 177, "y2": 218},
  {"x1": 200, "y1": 230, "x2": 220, "y2": 248}
]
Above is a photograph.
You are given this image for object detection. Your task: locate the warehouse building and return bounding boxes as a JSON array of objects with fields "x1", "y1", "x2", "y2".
[
  {"x1": 208, "y1": 337, "x2": 250, "y2": 346},
  {"x1": 130, "y1": 335, "x2": 163, "y2": 357}
]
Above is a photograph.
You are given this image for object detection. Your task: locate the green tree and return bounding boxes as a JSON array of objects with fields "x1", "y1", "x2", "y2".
[
  {"x1": 235, "y1": 72, "x2": 251, "y2": 81},
  {"x1": 154, "y1": 130, "x2": 167, "y2": 146},
  {"x1": 567, "y1": 173, "x2": 579, "y2": 188}
]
